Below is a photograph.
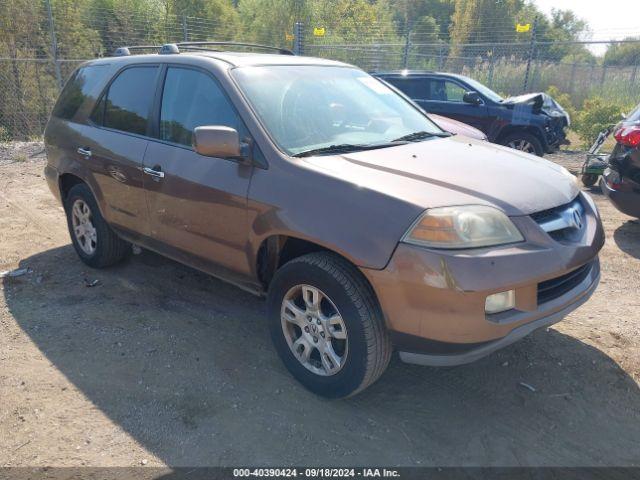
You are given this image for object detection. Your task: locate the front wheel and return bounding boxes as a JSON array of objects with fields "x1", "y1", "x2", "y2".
[
  {"x1": 267, "y1": 252, "x2": 391, "y2": 398},
  {"x1": 501, "y1": 132, "x2": 544, "y2": 157}
]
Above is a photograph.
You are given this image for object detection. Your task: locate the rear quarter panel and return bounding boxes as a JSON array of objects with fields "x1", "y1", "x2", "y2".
[{"x1": 44, "y1": 117, "x2": 107, "y2": 214}]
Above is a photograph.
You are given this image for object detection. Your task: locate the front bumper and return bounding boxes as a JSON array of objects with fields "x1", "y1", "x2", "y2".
[
  {"x1": 544, "y1": 127, "x2": 568, "y2": 153},
  {"x1": 399, "y1": 259, "x2": 599, "y2": 366},
  {"x1": 361, "y1": 193, "x2": 604, "y2": 366}
]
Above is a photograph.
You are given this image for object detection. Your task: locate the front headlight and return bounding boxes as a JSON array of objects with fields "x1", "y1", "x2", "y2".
[{"x1": 402, "y1": 205, "x2": 524, "y2": 249}]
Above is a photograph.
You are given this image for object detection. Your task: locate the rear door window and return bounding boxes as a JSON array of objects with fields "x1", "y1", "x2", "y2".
[
  {"x1": 383, "y1": 77, "x2": 429, "y2": 100},
  {"x1": 100, "y1": 66, "x2": 158, "y2": 136},
  {"x1": 159, "y1": 67, "x2": 241, "y2": 147},
  {"x1": 51, "y1": 65, "x2": 108, "y2": 121}
]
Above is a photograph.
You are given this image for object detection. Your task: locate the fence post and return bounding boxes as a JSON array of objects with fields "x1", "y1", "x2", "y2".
[
  {"x1": 522, "y1": 16, "x2": 538, "y2": 92},
  {"x1": 182, "y1": 15, "x2": 188, "y2": 42},
  {"x1": 487, "y1": 49, "x2": 495, "y2": 88},
  {"x1": 438, "y1": 43, "x2": 445, "y2": 70},
  {"x1": 569, "y1": 62, "x2": 577, "y2": 95},
  {"x1": 600, "y1": 65, "x2": 607, "y2": 87},
  {"x1": 45, "y1": 0, "x2": 63, "y2": 91},
  {"x1": 402, "y1": 29, "x2": 411, "y2": 69},
  {"x1": 294, "y1": 22, "x2": 304, "y2": 55}
]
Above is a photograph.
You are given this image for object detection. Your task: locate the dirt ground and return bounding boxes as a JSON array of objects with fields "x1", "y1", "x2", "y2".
[{"x1": 0, "y1": 143, "x2": 639, "y2": 467}]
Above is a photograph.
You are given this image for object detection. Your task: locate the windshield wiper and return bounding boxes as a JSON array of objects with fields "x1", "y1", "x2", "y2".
[
  {"x1": 391, "y1": 131, "x2": 452, "y2": 143},
  {"x1": 293, "y1": 143, "x2": 383, "y2": 158}
]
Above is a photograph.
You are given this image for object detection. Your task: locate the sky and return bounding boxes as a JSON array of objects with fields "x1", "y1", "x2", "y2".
[{"x1": 533, "y1": 0, "x2": 639, "y2": 55}]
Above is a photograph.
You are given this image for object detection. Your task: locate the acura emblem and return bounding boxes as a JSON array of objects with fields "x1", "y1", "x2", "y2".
[{"x1": 572, "y1": 209, "x2": 583, "y2": 229}]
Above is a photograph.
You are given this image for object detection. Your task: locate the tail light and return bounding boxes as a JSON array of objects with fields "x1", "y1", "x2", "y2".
[{"x1": 614, "y1": 125, "x2": 640, "y2": 148}]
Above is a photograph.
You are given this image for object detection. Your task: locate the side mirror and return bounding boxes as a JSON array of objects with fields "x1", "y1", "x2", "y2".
[
  {"x1": 193, "y1": 126, "x2": 248, "y2": 160},
  {"x1": 463, "y1": 91, "x2": 483, "y2": 106}
]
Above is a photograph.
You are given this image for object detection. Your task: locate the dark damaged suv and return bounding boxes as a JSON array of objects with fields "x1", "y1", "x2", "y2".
[
  {"x1": 374, "y1": 71, "x2": 570, "y2": 157},
  {"x1": 44, "y1": 43, "x2": 602, "y2": 397}
]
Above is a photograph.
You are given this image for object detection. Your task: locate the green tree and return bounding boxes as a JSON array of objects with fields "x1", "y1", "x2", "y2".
[
  {"x1": 391, "y1": 0, "x2": 453, "y2": 39},
  {"x1": 538, "y1": 9, "x2": 594, "y2": 63},
  {"x1": 604, "y1": 38, "x2": 640, "y2": 66},
  {"x1": 169, "y1": 0, "x2": 239, "y2": 41},
  {"x1": 52, "y1": 0, "x2": 102, "y2": 58},
  {"x1": 0, "y1": 0, "x2": 51, "y2": 138},
  {"x1": 238, "y1": 0, "x2": 303, "y2": 46}
]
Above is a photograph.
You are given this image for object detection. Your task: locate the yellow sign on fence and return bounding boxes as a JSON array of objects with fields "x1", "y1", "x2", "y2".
[
  {"x1": 285, "y1": 33, "x2": 294, "y2": 41},
  {"x1": 313, "y1": 27, "x2": 326, "y2": 36},
  {"x1": 516, "y1": 23, "x2": 531, "y2": 33}
]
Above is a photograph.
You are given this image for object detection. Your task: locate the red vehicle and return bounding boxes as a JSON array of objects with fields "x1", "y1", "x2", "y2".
[{"x1": 428, "y1": 113, "x2": 487, "y2": 141}]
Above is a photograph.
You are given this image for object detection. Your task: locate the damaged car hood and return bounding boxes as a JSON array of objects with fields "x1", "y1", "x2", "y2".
[
  {"x1": 503, "y1": 92, "x2": 570, "y2": 125},
  {"x1": 304, "y1": 135, "x2": 580, "y2": 216}
]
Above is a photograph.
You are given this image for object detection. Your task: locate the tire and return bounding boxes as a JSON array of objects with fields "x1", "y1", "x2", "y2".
[
  {"x1": 581, "y1": 174, "x2": 598, "y2": 187},
  {"x1": 64, "y1": 183, "x2": 130, "y2": 268},
  {"x1": 501, "y1": 132, "x2": 544, "y2": 157},
  {"x1": 267, "y1": 252, "x2": 391, "y2": 398}
]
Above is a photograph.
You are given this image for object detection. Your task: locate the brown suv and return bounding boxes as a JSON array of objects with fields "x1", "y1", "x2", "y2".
[{"x1": 44, "y1": 43, "x2": 604, "y2": 398}]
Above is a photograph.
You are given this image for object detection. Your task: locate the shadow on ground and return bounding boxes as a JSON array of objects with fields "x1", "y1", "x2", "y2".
[
  {"x1": 3, "y1": 245, "x2": 640, "y2": 466},
  {"x1": 614, "y1": 220, "x2": 640, "y2": 260}
]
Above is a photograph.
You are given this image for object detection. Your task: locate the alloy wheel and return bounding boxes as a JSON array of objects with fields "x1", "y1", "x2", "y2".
[
  {"x1": 280, "y1": 284, "x2": 348, "y2": 376},
  {"x1": 507, "y1": 139, "x2": 536, "y2": 153},
  {"x1": 71, "y1": 199, "x2": 97, "y2": 255}
]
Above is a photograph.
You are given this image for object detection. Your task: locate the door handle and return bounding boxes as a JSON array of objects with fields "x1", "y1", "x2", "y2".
[
  {"x1": 77, "y1": 147, "x2": 92, "y2": 157},
  {"x1": 143, "y1": 166, "x2": 165, "y2": 179}
]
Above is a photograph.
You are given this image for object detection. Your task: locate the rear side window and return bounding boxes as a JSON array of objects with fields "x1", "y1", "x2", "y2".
[
  {"x1": 384, "y1": 77, "x2": 428, "y2": 99},
  {"x1": 98, "y1": 66, "x2": 158, "y2": 136},
  {"x1": 52, "y1": 65, "x2": 108, "y2": 121},
  {"x1": 159, "y1": 67, "x2": 240, "y2": 146}
]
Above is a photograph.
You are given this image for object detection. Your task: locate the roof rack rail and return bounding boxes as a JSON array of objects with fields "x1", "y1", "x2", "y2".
[
  {"x1": 176, "y1": 41, "x2": 294, "y2": 55},
  {"x1": 113, "y1": 41, "x2": 294, "y2": 57},
  {"x1": 114, "y1": 45, "x2": 162, "y2": 56}
]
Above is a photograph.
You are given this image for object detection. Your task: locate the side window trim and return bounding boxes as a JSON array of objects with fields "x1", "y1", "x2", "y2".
[
  {"x1": 151, "y1": 63, "x2": 249, "y2": 152},
  {"x1": 425, "y1": 77, "x2": 472, "y2": 103},
  {"x1": 87, "y1": 63, "x2": 162, "y2": 140}
]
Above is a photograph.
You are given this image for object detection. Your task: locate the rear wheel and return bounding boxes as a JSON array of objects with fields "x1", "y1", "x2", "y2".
[
  {"x1": 65, "y1": 183, "x2": 130, "y2": 268},
  {"x1": 267, "y1": 252, "x2": 391, "y2": 398},
  {"x1": 581, "y1": 174, "x2": 599, "y2": 187},
  {"x1": 501, "y1": 132, "x2": 544, "y2": 156}
]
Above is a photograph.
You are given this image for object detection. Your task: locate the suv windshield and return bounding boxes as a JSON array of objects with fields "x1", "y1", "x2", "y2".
[
  {"x1": 459, "y1": 76, "x2": 504, "y2": 103},
  {"x1": 232, "y1": 66, "x2": 443, "y2": 156}
]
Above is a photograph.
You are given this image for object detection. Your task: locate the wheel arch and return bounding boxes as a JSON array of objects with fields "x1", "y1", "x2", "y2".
[
  {"x1": 58, "y1": 172, "x2": 109, "y2": 221},
  {"x1": 256, "y1": 234, "x2": 377, "y2": 292},
  {"x1": 495, "y1": 125, "x2": 547, "y2": 149},
  {"x1": 59, "y1": 173, "x2": 86, "y2": 202}
]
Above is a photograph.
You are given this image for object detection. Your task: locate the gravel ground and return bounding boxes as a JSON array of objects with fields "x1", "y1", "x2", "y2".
[{"x1": 0, "y1": 143, "x2": 639, "y2": 467}]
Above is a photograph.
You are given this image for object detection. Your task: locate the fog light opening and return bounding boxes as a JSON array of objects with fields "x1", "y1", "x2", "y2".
[{"x1": 485, "y1": 290, "x2": 515, "y2": 314}]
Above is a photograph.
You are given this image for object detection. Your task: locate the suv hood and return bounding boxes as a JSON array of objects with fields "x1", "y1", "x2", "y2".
[
  {"x1": 304, "y1": 136, "x2": 579, "y2": 216},
  {"x1": 503, "y1": 92, "x2": 570, "y2": 126}
]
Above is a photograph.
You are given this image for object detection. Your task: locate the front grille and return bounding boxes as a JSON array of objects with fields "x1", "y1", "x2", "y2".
[
  {"x1": 537, "y1": 262, "x2": 592, "y2": 304},
  {"x1": 530, "y1": 197, "x2": 585, "y2": 242}
]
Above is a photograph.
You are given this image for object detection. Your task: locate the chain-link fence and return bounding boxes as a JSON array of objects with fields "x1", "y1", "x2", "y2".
[
  {"x1": 304, "y1": 26, "x2": 640, "y2": 108},
  {"x1": 1, "y1": 0, "x2": 639, "y2": 141}
]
